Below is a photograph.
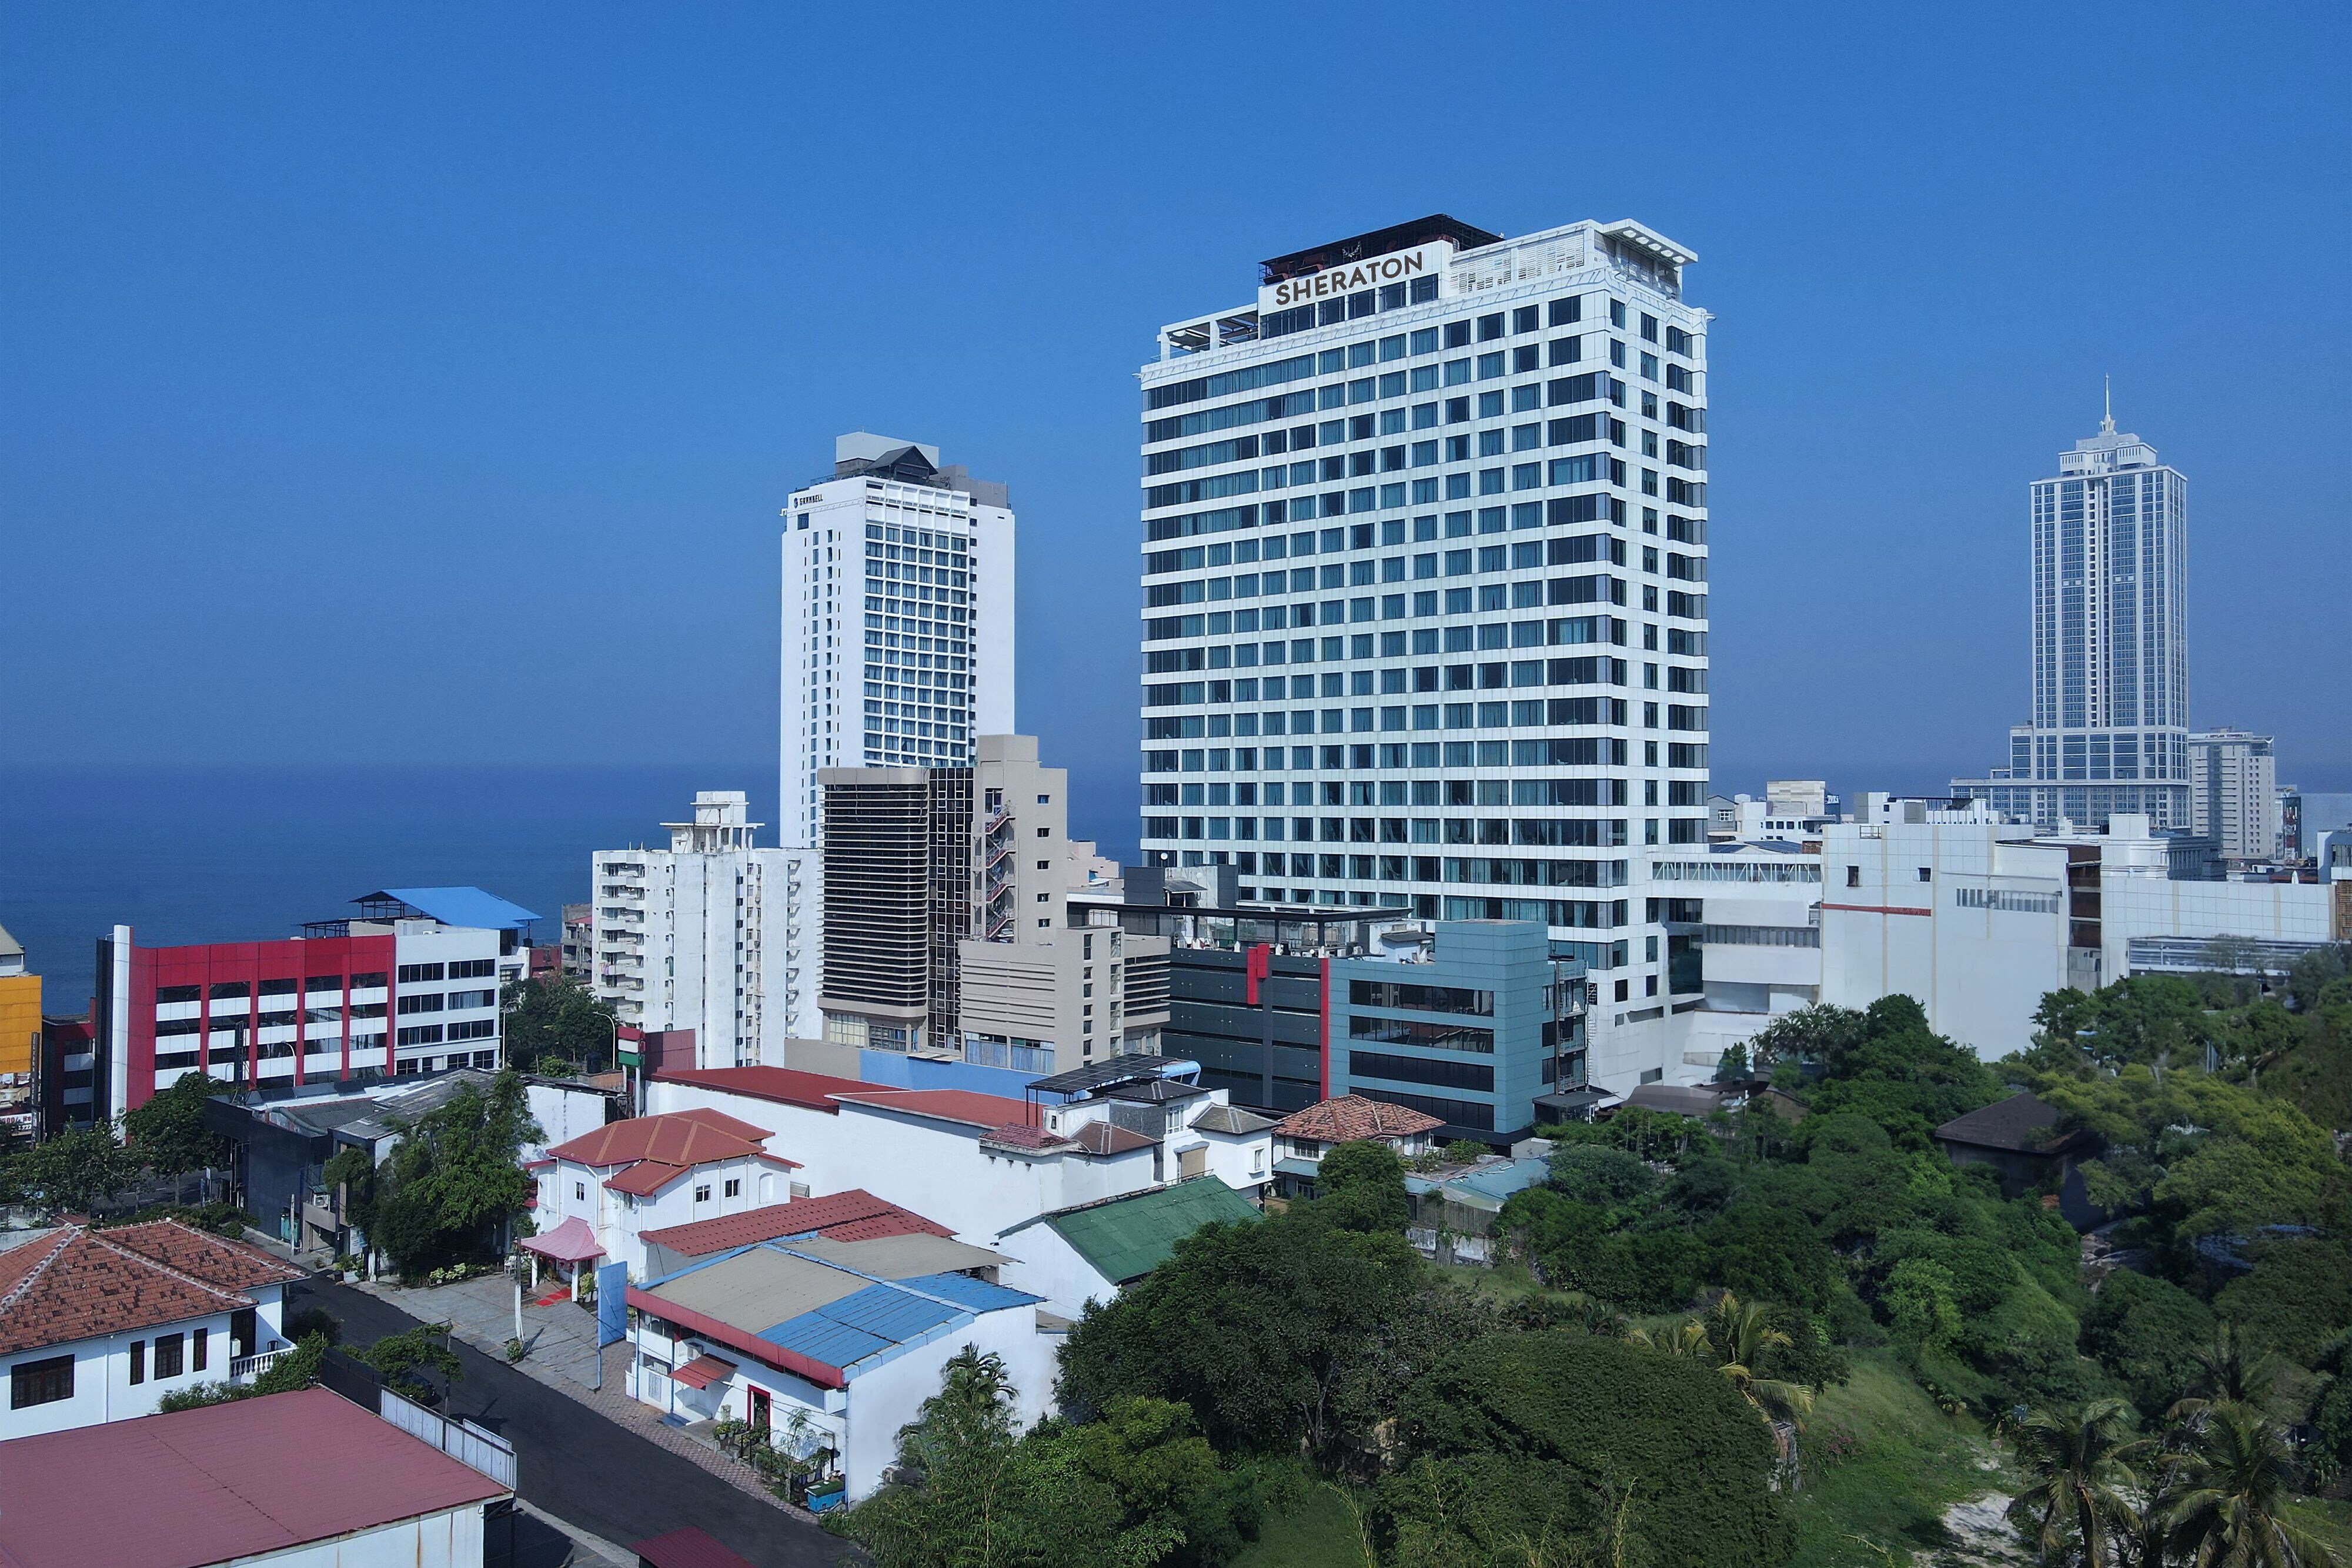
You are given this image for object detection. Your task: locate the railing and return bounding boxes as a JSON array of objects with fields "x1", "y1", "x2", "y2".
[
  {"x1": 379, "y1": 1387, "x2": 517, "y2": 1490},
  {"x1": 229, "y1": 1346, "x2": 293, "y2": 1383}
]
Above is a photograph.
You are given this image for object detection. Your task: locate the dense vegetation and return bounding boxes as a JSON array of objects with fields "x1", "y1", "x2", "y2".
[
  {"x1": 837, "y1": 947, "x2": 2352, "y2": 1567},
  {"x1": 325, "y1": 1070, "x2": 542, "y2": 1278}
]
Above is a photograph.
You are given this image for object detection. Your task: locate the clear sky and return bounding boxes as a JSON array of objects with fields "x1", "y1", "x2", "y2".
[{"x1": 5, "y1": 3, "x2": 2347, "y2": 836}]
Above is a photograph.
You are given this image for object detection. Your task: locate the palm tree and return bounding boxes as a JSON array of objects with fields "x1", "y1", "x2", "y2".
[
  {"x1": 1626, "y1": 1318, "x2": 1712, "y2": 1359},
  {"x1": 1706, "y1": 1292, "x2": 1815, "y2": 1430},
  {"x1": 2170, "y1": 1324, "x2": 2280, "y2": 1429},
  {"x1": 2163, "y1": 1402, "x2": 2340, "y2": 1567},
  {"x1": 2004, "y1": 1398, "x2": 2153, "y2": 1568}
]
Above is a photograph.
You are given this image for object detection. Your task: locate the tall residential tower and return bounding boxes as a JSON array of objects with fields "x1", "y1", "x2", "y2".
[
  {"x1": 1955, "y1": 406, "x2": 2190, "y2": 828},
  {"x1": 780, "y1": 433, "x2": 1016, "y2": 850},
  {"x1": 1135, "y1": 216, "x2": 1713, "y2": 1086}
]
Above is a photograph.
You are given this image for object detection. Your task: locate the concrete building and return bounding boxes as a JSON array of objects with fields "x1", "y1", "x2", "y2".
[
  {"x1": 2188, "y1": 730, "x2": 2278, "y2": 864},
  {"x1": 0, "y1": 1387, "x2": 513, "y2": 1568},
  {"x1": 528, "y1": 1105, "x2": 805, "y2": 1276},
  {"x1": 0, "y1": 922, "x2": 36, "y2": 1119},
  {"x1": 1656, "y1": 838, "x2": 1825, "y2": 1076},
  {"x1": 995, "y1": 1176, "x2": 1260, "y2": 1318},
  {"x1": 1107, "y1": 906, "x2": 1586, "y2": 1138},
  {"x1": 591, "y1": 791, "x2": 819, "y2": 1065},
  {"x1": 559, "y1": 902, "x2": 594, "y2": 984},
  {"x1": 780, "y1": 433, "x2": 1016, "y2": 850},
  {"x1": 1134, "y1": 214, "x2": 1714, "y2": 1091},
  {"x1": 1955, "y1": 400, "x2": 2192, "y2": 828},
  {"x1": 2283, "y1": 790, "x2": 2352, "y2": 861},
  {"x1": 0, "y1": 1221, "x2": 305, "y2": 1440},
  {"x1": 89, "y1": 888, "x2": 532, "y2": 1122},
  {"x1": 820, "y1": 737, "x2": 1169, "y2": 1074}
]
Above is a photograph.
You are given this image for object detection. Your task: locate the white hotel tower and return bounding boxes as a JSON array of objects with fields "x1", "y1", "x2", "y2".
[
  {"x1": 1135, "y1": 216, "x2": 1713, "y2": 1084},
  {"x1": 780, "y1": 433, "x2": 1017, "y2": 848},
  {"x1": 1954, "y1": 403, "x2": 2190, "y2": 830}
]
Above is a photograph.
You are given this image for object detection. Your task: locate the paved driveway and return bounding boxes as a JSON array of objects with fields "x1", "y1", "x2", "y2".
[{"x1": 299, "y1": 1279, "x2": 856, "y2": 1568}]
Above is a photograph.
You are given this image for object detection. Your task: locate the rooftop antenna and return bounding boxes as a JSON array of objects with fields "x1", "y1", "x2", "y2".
[{"x1": 2101, "y1": 374, "x2": 2115, "y2": 434}]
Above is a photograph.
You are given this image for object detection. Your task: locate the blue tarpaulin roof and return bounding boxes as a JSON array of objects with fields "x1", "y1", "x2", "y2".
[{"x1": 361, "y1": 887, "x2": 543, "y2": 931}]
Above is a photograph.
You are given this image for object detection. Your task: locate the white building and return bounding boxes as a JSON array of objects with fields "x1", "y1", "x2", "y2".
[
  {"x1": 780, "y1": 433, "x2": 1017, "y2": 850},
  {"x1": 0, "y1": 1221, "x2": 304, "y2": 1440},
  {"x1": 591, "y1": 790, "x2": 820, "y2": 1062},
  {"x1": 528, "y1": 1105, "x2": 806, "y2": 1276},
  {"x1": 1135, "y1": 216, "x2": 1714, "y2": 1090},
  {"x1": 2188, "y1": 729, "x2": 2279, "y2": 864},
  {"x1": 644, "y1": 1062, "x2": 1272, "y2": 1242},
  {"x1": 995, "y1": 1176, "x2": 1261, "y2": 1319},
  {"x1": 1955, "y1": 401, "x2": 2192, "y2": 828},
  {"x1": 1655, "y1": 838, "x2": 1825, "y2": 1076}
]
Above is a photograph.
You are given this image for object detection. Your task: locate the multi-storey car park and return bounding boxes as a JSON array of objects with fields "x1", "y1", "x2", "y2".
[{"x1": 1134, "y1": 216, "x2": 1712, "y2": 1085}]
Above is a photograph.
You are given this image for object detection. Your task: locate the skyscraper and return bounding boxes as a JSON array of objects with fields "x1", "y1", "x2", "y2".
[
  {"x1": 780, "y1": 433, "x2": 1016, "y2": 850},
  {"x1": 1955, "y1": 403, "x2": 2190, "y2": 827},
  {"x1": 1135, "y1": 216, "x2": 1713, "y2": 1085}
]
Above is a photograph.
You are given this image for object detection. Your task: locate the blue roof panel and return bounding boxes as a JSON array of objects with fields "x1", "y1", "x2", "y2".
[
  {"x1": 898, "y1": 1273, "x2": 1041, "y2": 1312},
  {"x1": 757, "y1": 1282, "x2": 968, "y2": 1370},
  {"x1": 367, "y1": 887, "x2": 543, "y2": 930}
]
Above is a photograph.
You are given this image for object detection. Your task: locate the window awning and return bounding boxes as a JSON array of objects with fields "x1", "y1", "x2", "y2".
[{"x1": 671, "y1": 1353, "x2": 737, "y2": 1391}]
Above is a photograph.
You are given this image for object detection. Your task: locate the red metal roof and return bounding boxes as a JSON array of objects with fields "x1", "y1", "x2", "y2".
[
  {"x1": 641, "y1": 1191, "x2": 952, "y2": 1258},
  {"x1": 633, "y1": 1524, "x2": 760, "y2": 1568},
  {"x1": 0, "y1": 1387, "x2": 508, "y2": 1568},
  {"x1": 670, "y1": 1352, "x2": 736, "y2": 1390},
  {"x1": 0, "y1": 1221, "x2": 307, "y2": 1357},
  {"x1": 653, "y1": 1065, "x2": 867, "y2": 1113},
  {"x1": 518, "y1": 1215, "x2": 604, "y2": 1262},
  {"x1": 1274, "y1": 1093, "x2": 1445, "y2": 1144},
  {"x1": 828, "y1": 1086, "x2": 1039, "y2": 1132},
  {"x1": 543, "y1": 1106, "x2": 775, "y2": 1168}
]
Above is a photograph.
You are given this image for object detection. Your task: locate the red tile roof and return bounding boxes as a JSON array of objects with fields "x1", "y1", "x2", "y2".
[
  {"x1": 653, "y1": 1065, "x2": 868, "y2": 1113},
  {"x1": 828, "y1": 1087, "x2": 1040, "y2": 1132},
  {"x1": 640, "y1": 1191, "x2": 952, "y2": 1258},
  {"x1": 0, "y1": 1222, "x2": 307, "y2": 1357},
  {"x1": 0, "y1": 1387, "x2": 507, "y2": 1568},
  {"x1": 544, "y1": 1106, "x2": 776, "y2": 1168},
  {"x1": 1274, "y1": 1094, "x2": 1445, "y2": 1144}
]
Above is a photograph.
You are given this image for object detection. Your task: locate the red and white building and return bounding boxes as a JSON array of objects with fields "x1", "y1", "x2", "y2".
[
  {"x1": 86, "y1": 888, "x2": 538, "y2": 1124},
  {"x1": 0, "y1": 1220, "x2": 307, "y2": 1440},
  {"x1": 527, "y1": 1107, "x2": 804, "y2": 1275}
]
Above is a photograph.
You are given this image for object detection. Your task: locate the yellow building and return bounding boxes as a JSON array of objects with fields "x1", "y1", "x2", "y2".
[{"x1": 0, "y1": 932, "x2": 36, "y2": 1077}]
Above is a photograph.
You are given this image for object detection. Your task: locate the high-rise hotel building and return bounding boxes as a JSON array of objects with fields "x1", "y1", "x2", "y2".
[
  {"x1": 1135, "y1": 216, "x2": 1713, "y2": 1082},
  {"x1": 1953, "y1": 408, "x2": 2190, "y2": 829},
  {"x1": 780, "y1": 433, "x2": 1017, "y2": 848}
]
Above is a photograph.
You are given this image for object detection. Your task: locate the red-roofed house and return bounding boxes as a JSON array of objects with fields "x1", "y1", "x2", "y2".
[
  {"x1": 1271, "y1": 1095, "x2": 1443, "y2": 1195},
  {"x1": 639, "y1": 1190, "x2": 951, "y2": 1277},
  {"x1": 0, "y1": 1221, "x2": 308, "y2": 1439},
  {"x1": 532, "y1": 1106, "x2": 801, "y2": 1273},
  {"x1": 0, "y1": 1386, "x2": 511, "y2": 1568}
]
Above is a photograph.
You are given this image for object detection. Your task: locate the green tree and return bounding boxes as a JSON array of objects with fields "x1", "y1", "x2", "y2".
[
  {"x1": 367, "y1": 1071, "x2": 542, "y2": 1277},
  {"x1": 2080, "y1": 1271, "x2": 2217, "y2": 1417},
  {"x1": 6, "y1": 1124, "x2": 143, "y2": 1213},
  {"x1": 500, "y1": 977, "x2": 618, "y2": 1073},
  {"x1": 1381, "y1": 1330, "x2": 1794, "y2": 1568},
  {"x1": 2003, "y1": 1398, "x2": 2151, "y2": 1568},
  {"x1": 155, "y1": 1331, "x2": 331, "y2": 1412},
  {"x1": 2162, "y1": 1402, "x2": 2341, "y2": 1568},
  {"x1": 2213, "y1": 1239, "x2": 2352, "y2": 1368},
  {"x1": 121, "y1": 1071, "x2": 234, "y2": 1176},
  {"x1": 1705, "y1": 1292, "x2": 1815, "y2": 1431},
  {"x1": 359, "y1": 1323, "x2": 464, "y2": 1400},
  {"x1": 1544, "y1": 1143, "x2": 1657, "y2": 1209},
  {"x1": 1312, "y1": 1140, "x2": 1412, "y2": 1233}
]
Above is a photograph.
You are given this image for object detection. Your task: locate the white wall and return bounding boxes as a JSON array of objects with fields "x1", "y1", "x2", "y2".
[
  {"x1": 993, "y1": 1222, "x2": 1115, "y2": 1319},
  {"x1": 235, "y1": 1503, "x2": 489, "y2": 1568},
  {"x1": 535, "y1": 1147, "x2": 780, "y2": 1276},
  {"x1": 0, "y1": 1288, "x2": 286, "y2": 1440}
]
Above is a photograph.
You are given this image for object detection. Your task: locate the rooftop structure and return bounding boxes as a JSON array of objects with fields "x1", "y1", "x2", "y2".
[
  {"x1": 0, "y1": 1221, "x2": 305, "y2": 1359},
  {"x1": 1274, "y1": 1092, "x2": 1445, "y2": 1146},
  {"x1": 1003, "y1": 1176, "x2": 1258, "y2": 1292}
]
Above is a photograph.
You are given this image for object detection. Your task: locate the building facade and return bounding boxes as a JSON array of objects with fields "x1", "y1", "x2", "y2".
[
  {"x1": 780, "y1": 433, "x2": 1016, "y2": 850},
  {"x1": 1955, "y1": 406, "x2": 2191, "y2": 828},
  {"x1": 1133, "y1": 216, "x2": 1711, "y2": 1086},
  {"x1": 2184, "y1": 729, "x2": 2277, "y2": 864},
  {"x1": 590, "y1": 791, "x2": 819, "y2": 1065}
]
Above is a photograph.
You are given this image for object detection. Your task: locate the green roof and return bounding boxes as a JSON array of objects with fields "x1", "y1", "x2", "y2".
[{"x1": 1041, "y1": 1178, "x2": 1259, "y2": 1285}]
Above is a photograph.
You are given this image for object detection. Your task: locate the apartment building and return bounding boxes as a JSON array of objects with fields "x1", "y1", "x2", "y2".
[
  {"x1": 1135, "y1": 215, "x2": 1712, "y2": 1088},
  {"x1": 590, "y1": 791, "x2": 819, "y2": 1065},
  {"x1": 2187, "y1": 729, "x2": 2279, "y2": 864},
  {"x1": 780, "y1": 433, "x2": 1016, "y2": 850}
]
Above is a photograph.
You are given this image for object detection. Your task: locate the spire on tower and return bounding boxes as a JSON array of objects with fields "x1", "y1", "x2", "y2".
[{"x1": 2102, "y1": 375, "x2": 2114, "y2": 434}]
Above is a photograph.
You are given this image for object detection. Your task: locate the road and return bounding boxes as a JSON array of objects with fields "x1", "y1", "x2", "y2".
[{"x1": 298, "y1": 1278, "x2": 857, "y2": 1568}]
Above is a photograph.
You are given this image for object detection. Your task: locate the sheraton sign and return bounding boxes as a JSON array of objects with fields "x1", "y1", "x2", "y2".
[{"x1": 1259, "y1": 242, "x2": 1452, "y2": 312}]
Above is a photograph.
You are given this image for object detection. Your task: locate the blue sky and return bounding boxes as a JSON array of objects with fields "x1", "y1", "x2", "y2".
[{"x1": 5, "y1": 2, "x2": 2347, "y2": 857}]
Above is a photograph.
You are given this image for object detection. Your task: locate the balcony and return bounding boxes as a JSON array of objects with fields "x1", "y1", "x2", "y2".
[{"x1": 229, "y1": 1345, "x2": 295, "y2": 1384}]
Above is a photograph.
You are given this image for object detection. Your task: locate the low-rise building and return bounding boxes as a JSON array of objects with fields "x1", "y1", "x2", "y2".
[
  {"x1": 0, "y1": 1386, "x2": 513, "y2": 1568},
  {"x1": 639, "y1": 1190, "x2": 956, "y2": 1279},
  {"x1": 0, "y1": 921, "x2": 37, "y2": 1121},
  {"x1": 1269, "y1": 1094, "x2": 1444, "y2": 1196},
  {"x1": 626, "y1": 1235, "x2": 1050, "y2": 1503},
  {"x1": 0, "y1": 1221, "x2": 306, "y2": 1439},
  {"x1": 530, "y1": 1107, "x2": 803, "y2": 1275},
  {"x1": 995, "y1": 1176, "x2": 1260, "y2": 1318}
]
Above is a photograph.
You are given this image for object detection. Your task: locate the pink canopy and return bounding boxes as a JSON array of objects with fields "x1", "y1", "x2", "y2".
[{"x1": 519, "y1": 1215, "x2": 605, "y2": 1263}]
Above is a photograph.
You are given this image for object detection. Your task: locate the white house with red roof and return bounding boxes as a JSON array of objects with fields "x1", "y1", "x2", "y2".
[
  {"x1": 642, "y1": 1064, "x2": 1271, "y2": 1240},
  {"x1": 0, "y1": 1221, "x2": 308, "y2": 1440},
  {"x1": 529, "y1": 1105, "x2": 801, "y2": 1275},
  {"x1": 1270, "y1": 1094, "x2": 1445, "y2": 1197}
]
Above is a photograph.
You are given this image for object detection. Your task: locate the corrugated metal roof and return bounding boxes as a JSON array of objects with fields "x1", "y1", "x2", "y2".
[
  {"x1": 365, "y1": 886, "x2": 543, "y2": 930},
  {"x1": 1029, "y1": 1178, "x2": 1260, "y2": 1286},
  {"x1": 781, "y1": 1233, "x2": 1009, "y2": 1280},
  {"x1": 894, "y1": 1273, "x2": 1041, "y2": 1313}
]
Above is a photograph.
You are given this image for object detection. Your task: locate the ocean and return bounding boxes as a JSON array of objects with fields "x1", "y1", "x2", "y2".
[{"x1": 0, "y1": 761, "x2": 1147, "y2": 1010}]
